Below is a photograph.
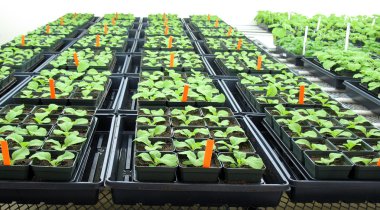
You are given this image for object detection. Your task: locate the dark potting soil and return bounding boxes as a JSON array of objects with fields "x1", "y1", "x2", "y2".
[
  {"x1": 136, "y1": 157, "x2": 177, "y2": 167},
  {"x1": 136, "y1": 140, "x2": 174, "y2": 151},
  {"x1": 171, "y1": 118, "x2": 205, "y2": 127},
  {"x1": 0, "y1": 159, "x2": 31, "y2": 166},
  {"x1": 34, "y1": 159, "x2": 74, "y2": 167}
]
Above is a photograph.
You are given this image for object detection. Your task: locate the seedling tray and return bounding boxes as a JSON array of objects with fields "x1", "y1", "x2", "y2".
[
  {"x1": 343, "y1": 81, "x2": 380, "y2": 115},
  {"x1": 0, "y1": 114, "x2": 115, "y2": 204},
  {"x1": 303, "y1": 58, "x2": 359, "y2": 89},
  {"x1": 116, "y1": 77, "x2": 241, "y2": 113},
  {"x1": 0, "y1": 76, "x2": 123, "y2": 112},
  {"x1": 105, "y1": 114, "x2": 288, "y2": 206},
  {"x1": 275, "y1": 46, "x2": 304, "y2": 66},
  {"x1": 4, "y1": 52, "x2": 45, "y2": 73},
  {"x1": 246, "y1": 115, "x2": 380, "y2": 203}
]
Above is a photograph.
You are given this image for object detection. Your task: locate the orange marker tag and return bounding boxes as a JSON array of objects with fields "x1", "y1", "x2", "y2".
[
  {"x1": 74, "y1": 13, "x2": 77, "y2": 19},
  {"x1": 163, "y1": 13, "x2": 166, "y2": 20},
  {"x1": 227, "y1": 27, "x2": 232, "y2": 37},
  {"x1": 49, "y1": 78, "x2": 56, "y2": 99},
  {"x1": 181, "y1": 84, "x2": 190, "y2": 102},
  {"x1": 115, "y1": 12, "x2": 119, "y2": 20},
  {"x1": 21, "y1": 35, "x2": 25, "y2": 46},
  {"x1": 257, "y1": 56, "x2": 262, "y2": 70},
  {"x1": 299, "y1": 85, "x2": 305, "y2": 104},
  {"x1": 112, "y1": 18, "x2": 116, "y2": 26},
  {"x1": 104, "y1": 24, "x2": 108, "y2": 35},
  {"x1": 169, "y1": 52, "x2": 175, "y2": 67},
  {"x1": 164, "y1": 25, "x2": 169, "y2": 35},
  {"x1": 377, "y1": 158, "x2": 380, "y2": 167},
  {"x1": 46, "y1": 25, "x2": 50, "y2": 34},
  {"x1": 208, "y1": 14, "x2": 211, "y2": 21},
  {"x1": 164, "y1": 18, "x2": 168, "y2": 26},
  {"x1": 168, "y1": 36, "x2": 173, "y2": 49},
  {"x1": 214, "y1": 19, "x2": 219, "y2": 28},
  {"x1": 60, "y1": 17, "x2": 64, "y2": 26},
  {"x1": 73, "y1": 52, "x2": 79, "y2": 67},
  {"x1": 203, "y1": 139, "x2": 215, "y2": 168},
  {"x1": 96, "y1": 35, "x2": 100, "y2": 47},
  {"x1": 0, "y1": 140, "x2": 11, "y2": 166},
  {"x1": 237, "y1": 38, "x2": 242, "y2": 50}
]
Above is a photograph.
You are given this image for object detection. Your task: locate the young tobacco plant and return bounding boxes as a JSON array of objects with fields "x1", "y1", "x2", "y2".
[
  {"x1": 25, "y1": 125, "x2": 48, "y2": 136},
  {"x1": 172, "y1": 115, "x2": 203, "y2": 126},
  {"x1": 339, "y1": 116, "x2": 369, "y2": 128},
  {"x1": 171, "y1": 105, "x2": 198, "y2": 116},
  {"x1": 57, "y1": 117, "x2": 89, "y2": 126},
  {"x1": 174, "y1": 128, "x2": 209, "y2": 138},
  {"x1": 218, "y1": 151, "x2": 264, "y2": 169},
  {"x1": 137, "y1": 151, "x2": 178, "y2": 167},
  {"x1": 342, "y1": 139, "x2": 363, "y2": 151},
  {"x1": 352, "y1": 126, "x2": 380, "y2": 138},
  {"x1": 63, "y1": 108, "x2": 88, "y2": 117},
  {"x1": 179, "y1": 151, "x2": 207, "y2": 167},
  {"x1": 213, "y1": 126, "x2": 245, "y2": 138},
  {"x1": 0, "y1": 147, "x2": 30, "y2": 165},
  {"x1": 136, "y1": 116, "x2": 166, "y2": 126},
  {"x1": 216, "y1": 137, "x2": 248, "y2": 152},
  {"x1": 314, "y1": 153, "x2": 344, "y2": 166},
  {"x1": 288, "y1": 123, "x2": 318, "y2": 138},
  {"x1": 204, "y1": 115, "x2": 230, "y2": 127},
  {"x1": 45, "y1": 135, "x2": 87, "y2": 151},
  {"x1": 351, "y1": 156, "x2": 380, "y2": 166},
  {"x1": 319, "y1": 128, "x2": 353, "y2": 138},
  {"x1": 134, "y1": 136, "x2": 165, "y2": 151},
  {"x1": 139, "y1": 108, "x2": 165, "y2": 116},
  {"x1": 5, "y1": 133, "x2": 43, "y2": 148},
  {"x1": 173, "y1": 139, "x2": 206, "y2": 151},
  {"x1": 137, "y1": 125, "x2": 167, "y2": 138},
  {"x1": 202, "y1": 106, "x2": 230, "y2": 117},
  {"x1": 30, "y1": 151, "x2": 75, "y2": 167},
  {"x1": 294, "y1": 139, "x2": 328, "y2": 151},
  {"x1": 0, "y1": 105, "x2": 24, "y2": 124}
]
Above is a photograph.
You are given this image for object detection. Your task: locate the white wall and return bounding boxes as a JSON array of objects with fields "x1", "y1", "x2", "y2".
[{"x1": 0, "y1": 0, "x2": 378, "y2": 44}]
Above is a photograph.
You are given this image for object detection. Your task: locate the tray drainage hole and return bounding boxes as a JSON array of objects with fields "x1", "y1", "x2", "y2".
[{"x1": 123, "y1": 169, "x2": 132, "y2": 176}]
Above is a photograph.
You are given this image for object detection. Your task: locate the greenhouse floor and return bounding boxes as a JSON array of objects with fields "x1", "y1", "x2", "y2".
[{"x1": 1, "y1": 24, "x2": 379, "y2": 210}]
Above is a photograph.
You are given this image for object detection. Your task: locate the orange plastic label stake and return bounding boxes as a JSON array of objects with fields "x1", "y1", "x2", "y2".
[
  {"x1": 169, "y1": 52, "x2": 175, "y2": 67},
  {"x1": 115, "y1": 12, "x2": 119, "y2": 20},
  {"x1": 208, "y1": 14, "x2": 211, "y2": 21},
  {"x1": 21, "y1": 35, "x2": 25, "y2": 46},
  {"x1": 203, "y1": 139, "x2": 215, "y2": 168},
  {"x1": 104, "y1": 24, "x2": 108, "y2": 35},
  {"x1": 164, "y1": 18, "x2": 168, "y2": 26},
  {"x1": 73, "y1": 52, "x2": 79, "y2": 67},
  {"x1": 96, "y1": 35, "x2": 100, "y2": 47},
  {"x1": 168, "y1": 36, "x2": 173, "y2": 49},
  {"x1": 112, "y1": 17, "x2": 116, "y2": 26},
  {"x1": 163, "y1": 13, "x2": 166, "y2": 20},
  {"x1": 181, "y1": 84, "x2": 190, "y2": 102},
  {"x1": 257, "y1": 56, "x2": 262, "y2": 70},
  {"x1": 299, "y1": 85, "x2": 305, "y2": 104},
  {"x1": 227, "y1": 26, "x2": 232, "y2": 37},
  {"x1": 214, "y1": 19, "x2": 219, "y2": 28},
  {"x1": 0, "y1": 140, "x2": 11, "y2": 166},
  {"x1": 164, "y1": 25, "x2": 169, "y2": 35},
  {"x1": 46, "y1": 25, "x2": 50, "y2": 34},
  {"x1": 377, "y1": 159, "x2": 380, "y2": 167},
  {"x1": 49, "y1": 78, "x2": 56, "y2": 99},
  {"x1": 60, "y1": 17, "x2": 64, "y2": 26},
  {"x1": 237, "y1": 38, "x2": 242, "y2": 50}
]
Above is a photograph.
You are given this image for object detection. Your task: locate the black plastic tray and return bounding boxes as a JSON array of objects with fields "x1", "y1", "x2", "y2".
[
  {"x1": 116, "y1": 78, "x2": 241, "y2": 113},
  {"x1": 303, "y1": 57, "x2": 359, "y2": 89},
  {"x1": 0, "y1": 114, "x2": 115, "y2": 204},
  {"x1": 0, "y1": 76, "x2": 124, "y2": 113},
  {"x1": 246, "y1": 115, "x2": 380, "y2": 203},
  {"x1": 276, "y1": 46, "x2": 304, "y2": 66},
  {"x1": 105, "y1": 114, "x2": 289, "y2": 206},
  {"x1": 344, "y1": 81, "x2": 380, "y2": 115}
]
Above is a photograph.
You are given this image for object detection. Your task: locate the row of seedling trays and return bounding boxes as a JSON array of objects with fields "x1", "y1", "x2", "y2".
[{"x1": 0, "y1": 104, "x2": 97, "y2": 181}]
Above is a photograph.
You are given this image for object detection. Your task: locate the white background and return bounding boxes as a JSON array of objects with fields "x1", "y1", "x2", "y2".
[{"x1": 0, "y1": 0, "x2": 379, "y2": 44}]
